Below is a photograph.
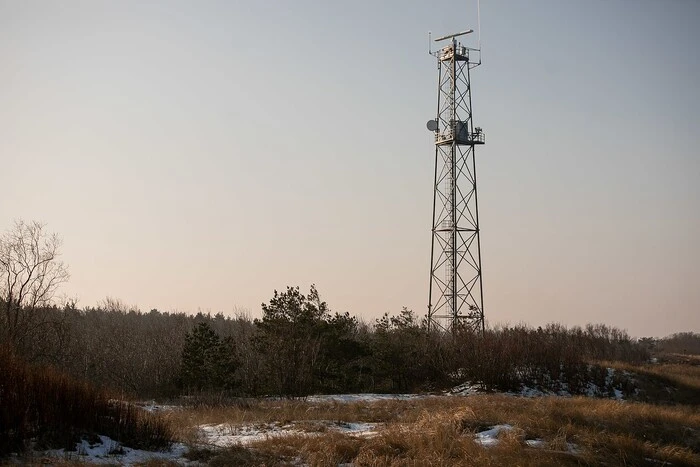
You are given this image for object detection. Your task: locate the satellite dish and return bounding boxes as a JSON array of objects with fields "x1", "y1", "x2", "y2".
[{"x1": 426, "y1": 120, "x2": 438, "y2": 131}]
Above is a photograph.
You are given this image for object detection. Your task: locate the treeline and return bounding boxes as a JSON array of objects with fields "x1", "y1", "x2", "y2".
[
  {"x1": 0, "y1": 286, "x2": 656, "y2": 398},
  {"x1": 653, "y1": 332, "x2": 700, "y2": 355}
]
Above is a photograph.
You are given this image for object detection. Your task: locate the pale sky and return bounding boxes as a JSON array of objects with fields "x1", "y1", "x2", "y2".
[{"x1": 2, "y1": 0, "x2": 698, "y2": 337}]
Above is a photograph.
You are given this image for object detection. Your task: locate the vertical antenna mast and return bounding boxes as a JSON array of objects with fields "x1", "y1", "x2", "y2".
[
  {"x1": 426, "y1": 28, "x2": 486, "y2": 334},
  {"x1": 477, "y1": 0, "x2": 481, "y2": 50}
]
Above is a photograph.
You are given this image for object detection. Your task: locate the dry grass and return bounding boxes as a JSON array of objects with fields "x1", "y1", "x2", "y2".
[
  {"x1": 658, "y1": 353, "x2": 700, "y2": 365},
  {"x1": 605, "y1": 359, "x2": 700, "y2": 388},
  {"x1": 165, "y1": 398, "x2": 427, "y2": 445},
  {"x1": 167, "y1": 394, "x2": 700, "y2": 466},
  {"x1": 160, "y1": 359, "x2": 700, "y2": 466},
  {"x1": 597, "y1": 359, "x2": 700, "y2": 405},
  {"x1": 0, "y1": 347, "x2": 173, "y2": 456}
]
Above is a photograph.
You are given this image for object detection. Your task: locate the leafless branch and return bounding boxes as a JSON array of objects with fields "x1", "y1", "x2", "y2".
[{"x1": 0, "y1": 220, "x2": 69, "y2": 346}]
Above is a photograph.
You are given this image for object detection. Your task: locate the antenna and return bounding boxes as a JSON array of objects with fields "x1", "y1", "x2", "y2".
[
  {"x1": 428, "y1": 31, "x2": 432, "y2": 55},
  {"x1": 477, "y1": 0, "x2": 481, "y2": 49},
  {"x1": 433, "y1": 29, "x2": 473, "y2": 42}
]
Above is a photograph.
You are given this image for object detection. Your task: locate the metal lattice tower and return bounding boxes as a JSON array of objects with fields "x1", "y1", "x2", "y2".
[{"x1": 427, "y1": 30, "x2": 485, "y2": 333}]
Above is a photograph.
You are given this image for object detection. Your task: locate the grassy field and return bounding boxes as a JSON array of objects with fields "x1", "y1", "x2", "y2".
[
  {"x1": 8, "y1": 357, "x2": 699, "y2": 466},
  {"x1": 161, "y1": 358, "x2": 700, "y2": 466}
]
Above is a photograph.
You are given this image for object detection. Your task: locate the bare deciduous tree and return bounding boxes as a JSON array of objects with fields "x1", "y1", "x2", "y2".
[{"x1": 0, "y1": 220, "x2": 69, "y2": 348}]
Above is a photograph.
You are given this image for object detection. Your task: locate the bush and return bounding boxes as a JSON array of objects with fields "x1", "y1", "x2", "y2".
[
  {"x1": 0, "y1": 346, "x2": 173, "y2": 456},
  {"x1": 450, "y1": 323, "x2": 649, "y2": 393}
]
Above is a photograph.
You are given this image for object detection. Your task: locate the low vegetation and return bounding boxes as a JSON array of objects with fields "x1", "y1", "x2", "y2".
[
  {"x1": 597, "y1": 358, "x2": 700, "y2": 405},
  {"x1": 0, "y1": 286, "x2": 654, "y2": 399},
  {"x1": 654, "y1": 332, "x2": 700, "y2": 355},
  {"x1": 0, "y1": 346, "x2": 173, "y2": 457},
  {"x1": 153, "y1": 356, "x2": 700, "y2": 466},
  {"x1": 168, "y1": 389, "x2": 700, "y2": 466}
]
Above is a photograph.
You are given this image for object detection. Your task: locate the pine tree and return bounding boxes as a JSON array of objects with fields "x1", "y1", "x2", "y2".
[
  {"x1": 180, "y1": 322, "x2": 236, "y2": 391},
  {"x1": 255, "y1": 285, "x2": 328, "y2": 396}
]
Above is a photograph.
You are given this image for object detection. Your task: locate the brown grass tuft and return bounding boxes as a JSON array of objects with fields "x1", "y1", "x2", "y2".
[{"x1": 0, "y1": 347, "x2": 173, "y2": 456}]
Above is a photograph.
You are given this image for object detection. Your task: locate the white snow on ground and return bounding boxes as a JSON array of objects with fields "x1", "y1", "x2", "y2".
[
  {"x1": 583, "y1": 368, "x2": 625, "y2": 400},
  {"x1": 566, "y1": 442, "x2": 581, "y2": 454},
  {"x1": 307, "y1": 393, "x2": 429, "y2": 403},
  {"x1": 474, "y1": 426, "x2": 580, "y2": 453},
  {"x1": 511, "y1": 385, "x2": 568, "y2": 398},
  {"x1": 474, "y1": 424, "x2": 514, "y2": 446},
  {"x1": 199, "y1": 420, "x2": 380, "y2": 447},
  {"x1": 334, "y1": 422, "x2": 378, "y2": 436},
  {"x1": 525, "y1": 438, "x2": 546, "y2": 448},
  {"x1": 449, "y1": 382, "x2": 484, "y2": 396},
  {"x1": 38, "y1": 435, "x2": 190, "y2": 465},
  {"x1": 451, "y1": 367, "x2": 629, "y2": 400},
  {"x1": 199, "y1": 422, "x2": 302, "y2": 447},
  {"x1": 137, "y1": 400, "x2": 181, "y2": 413},
  {"x1": 451, "y1": 383, "x2": 571, "y2": 398}
]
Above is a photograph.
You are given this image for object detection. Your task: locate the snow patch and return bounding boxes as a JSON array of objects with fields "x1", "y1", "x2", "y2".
[
  {"x1": 584, "y1": 368, "x2": 625, "y2": 400},
  {"x1": 474, "y1": 424, "x2": 514, "y2": 446},
  {"x1": 567, "y1": 442, "x2": 581, "y2": 454},
  {"x1": 38, "y1": 435, "x2": 188, "y2": 465},
  {"x1": 307, "y1": 393, "x2": 429, "y2": 403},
  {"x1": 199, "y1": 422, "x2": 300, "y2": 447},
  {"x1": 525, "y1": 438, "x2": 545, "y2": 448},
  {"x1": 137, "y1": 400, "x2": 181, "y2": 413},
  {"x1": 336, "y1": 422, "x2": 378, "y2": 435},
  {"x1": 450, "y1": 382, "x2": 484, "y2": 396},
  {"x1": 513, "y1": 385, "x2": 572, "y2": 398},
  {"x1": 452, "y1": 366, "x2": 630, "y2": 400},
  {"x1": 199, "y1": 420, "x2": 379, "y2": 447},
  {"x1": 474, "y1": 426, "x2": 580, "y2": 454}
]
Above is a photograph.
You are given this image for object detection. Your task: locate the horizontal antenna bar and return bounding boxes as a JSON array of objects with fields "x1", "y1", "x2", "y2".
[{"x1": 434, "y1": 29, "x2": 473, "y2": 42}]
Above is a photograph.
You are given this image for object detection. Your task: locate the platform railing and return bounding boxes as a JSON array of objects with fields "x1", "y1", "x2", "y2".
[{"x1": 435, "y1": 130, "x2": 485, "y2": 145}]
